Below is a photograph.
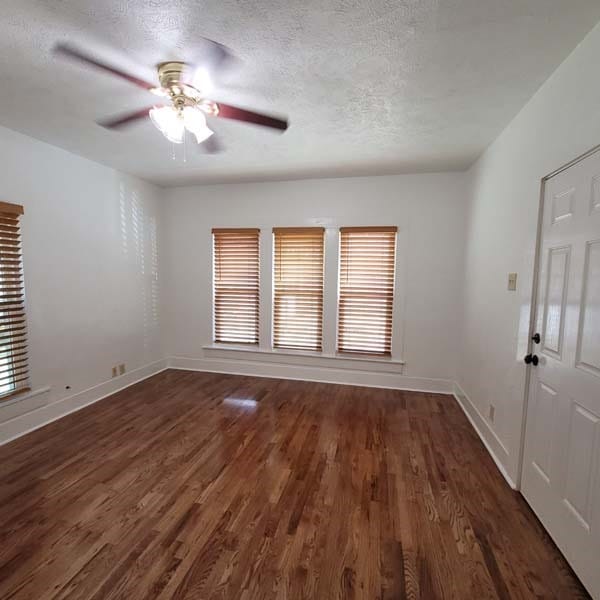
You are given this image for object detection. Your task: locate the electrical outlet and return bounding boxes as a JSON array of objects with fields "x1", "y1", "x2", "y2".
[
  {"x1": 111, "y1": 366, "x2": 118, "y2": 378},
  {"x1": 489, "y1": 404, "x2": 495, "y2": 422},
  {"x1": 119, "y1": 363, "x2": 126, "y2": 375}
]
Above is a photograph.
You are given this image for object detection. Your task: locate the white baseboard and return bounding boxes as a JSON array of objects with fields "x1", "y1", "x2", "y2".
[
  {"x1": 0, "y1": 358, "x2": 169, "y2": 446},
  {"x1": 453, "y1": 381, "x2": 517, "y2": 489},
  {"x1": 168, "y1": 355, "x2": 454, "y2": 394}
]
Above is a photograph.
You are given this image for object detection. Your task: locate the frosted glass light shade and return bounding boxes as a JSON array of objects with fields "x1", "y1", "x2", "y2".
[
  {"x1": 149, "y1": 106, "x2": 184, "y2": 144},
  {"x1": 183, "y1": 106, "x2": 214, "y2": 144},
  {"x1": 149, "y1": 105, "x2": 214, "y2": 145}
]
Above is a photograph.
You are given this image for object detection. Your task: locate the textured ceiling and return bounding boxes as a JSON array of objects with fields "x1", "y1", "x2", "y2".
[{"x1": 1, "y1": 1, "x2": 599, "y2": 186}]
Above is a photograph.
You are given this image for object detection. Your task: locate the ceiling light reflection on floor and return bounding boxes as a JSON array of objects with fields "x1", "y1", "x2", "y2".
[{"x1": 223, "y1": 396, "x2": 258, "y2": 411}]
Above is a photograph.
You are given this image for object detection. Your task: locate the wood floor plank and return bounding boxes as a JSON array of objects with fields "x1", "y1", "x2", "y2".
[{"x1": 0, "y1": 369, "x2": 590, "y2": 599}]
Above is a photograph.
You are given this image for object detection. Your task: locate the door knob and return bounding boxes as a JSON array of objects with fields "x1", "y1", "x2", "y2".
[
  {"x1": 531, "y1": 333, "x2": 541, "y2": 344},
  {"x1": 524, "y1": 354, "x2": 539, "y2": 366}
]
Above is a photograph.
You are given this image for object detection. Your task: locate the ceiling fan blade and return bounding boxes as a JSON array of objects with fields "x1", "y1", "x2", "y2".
[
  {"x1": 199, "y1": 37, "x2": 235, "y2": 71},
  {"x1": 184, "y1": 38, "x2": 236, "y2": 82},
  {"x1": 54, "y1": 43, "x2": 156, "y2": 91},
  {"x1": 214, "y1": 102, "x2": 288, "y2": 131},
  {"x1": 202, "y1": 134, "x2": 223, "y2": 154},
  {"x1": 98, "y1": 107, "x2": 154, "y2": 129}
]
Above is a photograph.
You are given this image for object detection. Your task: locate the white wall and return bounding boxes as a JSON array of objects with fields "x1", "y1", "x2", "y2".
[
  {"x1": 162, "y1": 173, "x2": 467, "y2": 390},
  {"x1": 0, "y1": 125, "x2": 165, "y2": 442},
  {"x1": 457, "y1": 21, "x2": 600, "y2": 485}
]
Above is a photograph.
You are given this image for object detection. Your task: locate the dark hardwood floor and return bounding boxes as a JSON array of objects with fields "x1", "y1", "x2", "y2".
[{"x1": 0, "y1": 369, "x2": 589, "y2": 599}]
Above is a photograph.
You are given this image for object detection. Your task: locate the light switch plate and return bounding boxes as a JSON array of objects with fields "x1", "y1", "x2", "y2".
[{"x1": 508, "y1": 272, "x2": 517, "y2": 291}]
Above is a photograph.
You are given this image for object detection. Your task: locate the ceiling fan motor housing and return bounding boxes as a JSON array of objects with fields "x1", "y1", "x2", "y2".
[
  {"x1": 157, "y1": 61, "x2": 190, "y2": 112},
  {"x1": 156, "y1": 61, "x2": 217, "y2": 115},
  {"x1": 157, "y1": 61, "x2": 186, "y2": 90}
]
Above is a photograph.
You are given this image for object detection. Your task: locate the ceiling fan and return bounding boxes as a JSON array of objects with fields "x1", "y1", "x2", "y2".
[{"x1": 54, "y1": 39, "x2": 288, "y2": 148}]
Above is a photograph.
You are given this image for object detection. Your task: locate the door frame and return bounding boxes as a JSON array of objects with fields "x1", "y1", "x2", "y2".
[{"x1": 515, "y1": 142, "x2": 600, "y2": 490}]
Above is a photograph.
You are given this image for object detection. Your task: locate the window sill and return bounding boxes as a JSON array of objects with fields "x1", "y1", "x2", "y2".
[
  {"x1": 0, "y1": 386, "x2": 51, "y2": 408},
  {"x1": 202, "y1": 344, "x2": 405, "y2": 366}
]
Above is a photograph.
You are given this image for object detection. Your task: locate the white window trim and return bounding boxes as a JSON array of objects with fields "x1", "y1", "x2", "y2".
[{"x1": 202, "y1": 343, "x2": 405, "y2": 366}]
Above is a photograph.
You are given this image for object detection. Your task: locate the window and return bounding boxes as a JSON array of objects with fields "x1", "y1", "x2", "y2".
[
  {"x1": 273, "y1": 227, "x2": 325, "y2": 351},
  {"x1": 338, "y1": 226, "x2": 397, "y2": 356},
  {"x1": 0, "y1": 201, "x2": 29, "y2": 399},
  {"x1": 212, "y1": 228, "x2": 260, "y2": 344}
]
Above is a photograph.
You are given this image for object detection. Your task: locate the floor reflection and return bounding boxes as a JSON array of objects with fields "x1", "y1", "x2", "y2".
[{"x1": 222, "y1": 396, "x2": 259, "y2": 411}]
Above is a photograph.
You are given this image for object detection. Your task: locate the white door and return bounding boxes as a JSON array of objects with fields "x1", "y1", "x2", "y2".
[{"x1": 522, "y1": 149, "x2": 600, "y2": 599}]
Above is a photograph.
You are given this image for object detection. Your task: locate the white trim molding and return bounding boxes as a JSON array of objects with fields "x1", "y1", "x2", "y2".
[
  {"x1": 202, "y1": 344, "x2": 406, "y2": 367},
  {"x1": 0, "y1": 386, "x2": 52, "y2": 421},
  {"x1": 0, "y1": 358, "x2": 168, "y2": 446},
  {"x1": 171, "y1": 348, "x2": 452, "y2": 394},
  {"x1": 453, "y1": 381, "x2": 517, "y2": 489}
]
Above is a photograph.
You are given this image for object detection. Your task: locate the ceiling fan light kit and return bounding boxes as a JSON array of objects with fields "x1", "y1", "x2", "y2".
[
  {"x1": 149, "y1": 106, "x2": 214, "y2": 145},
  {"x1": 53, "y1": 42, "x2": 289, "y2": 150},
  {"x1": 146, "y1": 62, "x2": 215, "y2": 144}
]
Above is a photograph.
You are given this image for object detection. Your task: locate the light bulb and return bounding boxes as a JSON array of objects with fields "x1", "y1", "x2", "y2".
[
  {"x1": 191, "y1": 67, "x2": 213, "y2": 94},
  {"x1": 183, "y1": 106, "x2": 213, "y2": 144},
  {"x1": 149, "y1": 106, "x2": 184, "y2": 144}
]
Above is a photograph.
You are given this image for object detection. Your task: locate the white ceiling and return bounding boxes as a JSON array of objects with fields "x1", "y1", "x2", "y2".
[{"x1": 1, "y1": 1, "x2": 599, "y2": 187}]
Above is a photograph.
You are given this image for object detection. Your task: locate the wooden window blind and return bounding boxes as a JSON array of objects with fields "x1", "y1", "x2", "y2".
[
  {"x1": 273, "y1": 227, "x2": 325, "y2": 351},
  {"x1": 212, "y1": 228, "x2": 260, "y2": 344},
  {"x1": 0, "y1": 201, "x2": 29, "y2": 400},
  {"x1": 338, "y1": 226, "x2": 397, "y2": 356}
]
